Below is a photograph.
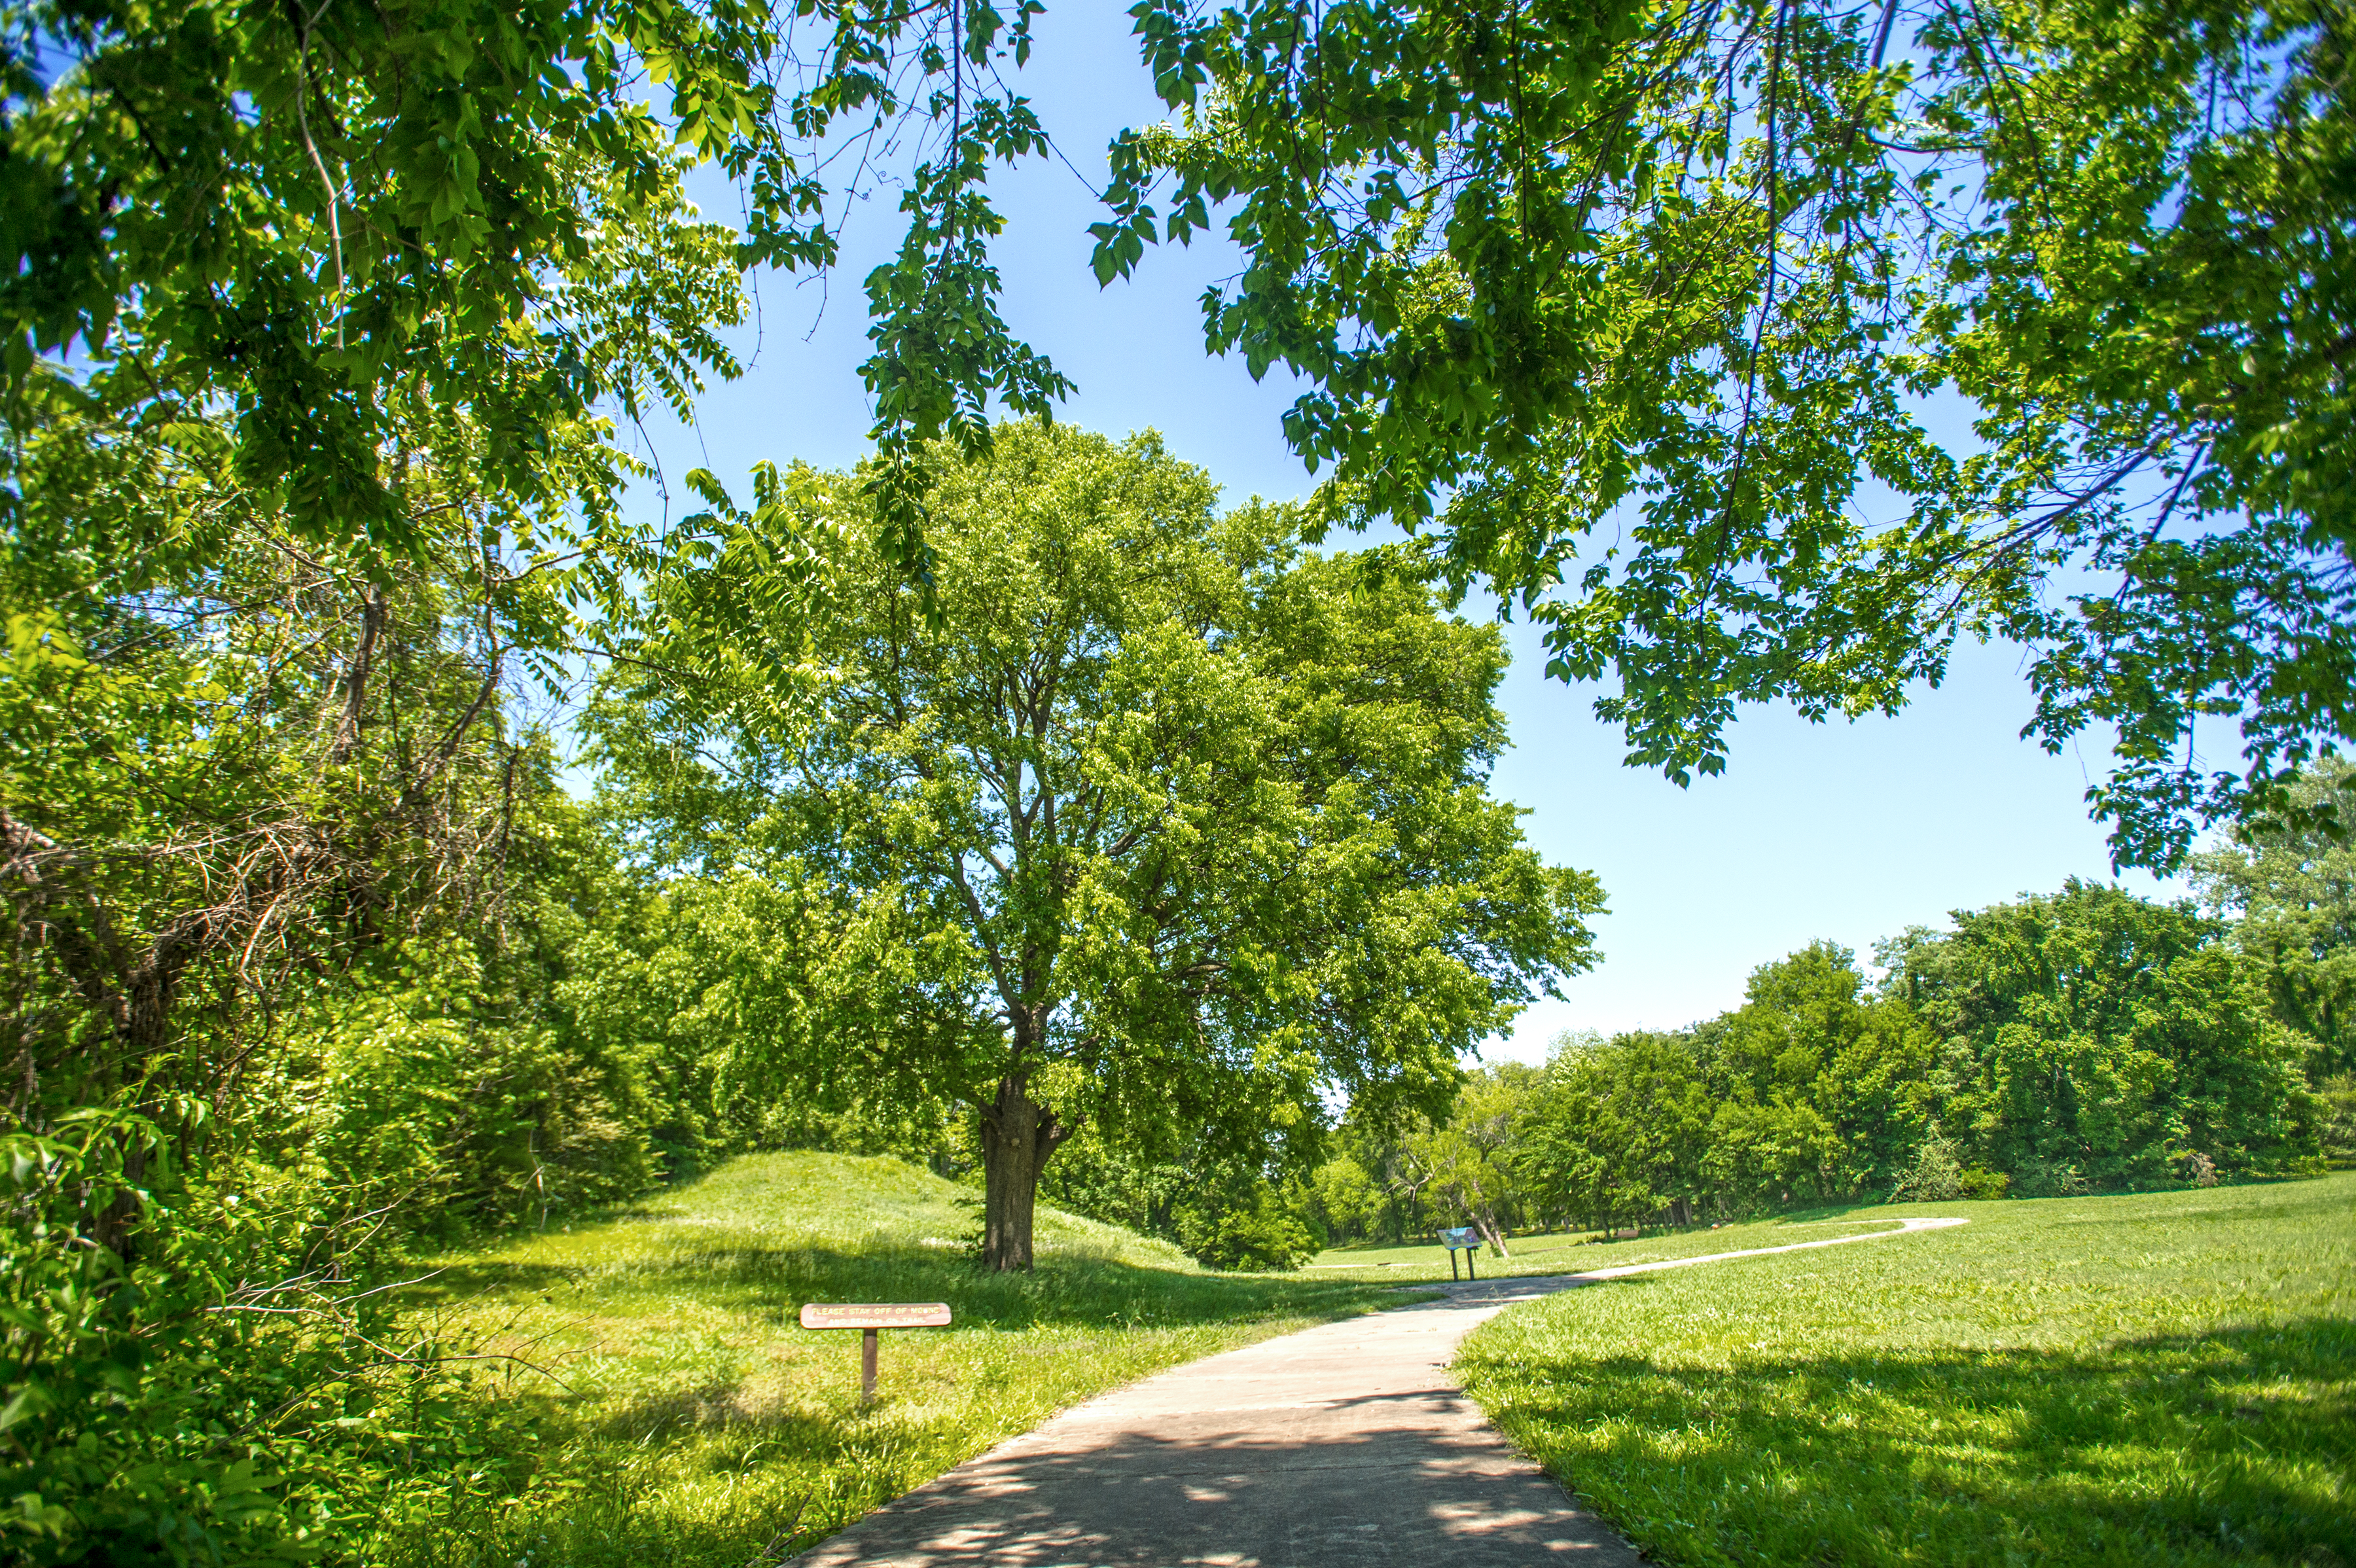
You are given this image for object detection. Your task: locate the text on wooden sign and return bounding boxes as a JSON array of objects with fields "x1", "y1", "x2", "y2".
[{"x1": 799, "y1": 1302, "x2": 953, "y2": 1330}]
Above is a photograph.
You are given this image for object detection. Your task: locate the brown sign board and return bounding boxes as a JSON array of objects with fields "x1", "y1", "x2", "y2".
[{"x1": 799, "y1": 1302, "x2": 952, "y2": 1330}]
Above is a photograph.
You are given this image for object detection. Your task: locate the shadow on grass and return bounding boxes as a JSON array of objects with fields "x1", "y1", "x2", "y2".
[
  {"x1": 368, "y1": 1401, "x2": 944, "y2": 1568},
  {"x1": 1465, "y1": 1301, "x2": 2356, "y2": 1568},
  {"x1": 372, "y1": 1247, "x2": 1417, "y2": 1568},
  {"x1": 406, "y1": 1242, "x2": 1398, "y2": 1331}
]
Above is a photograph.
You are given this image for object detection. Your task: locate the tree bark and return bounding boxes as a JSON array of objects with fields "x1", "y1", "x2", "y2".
[
  {"x1": 977, "y1": 1075, "x2": 1070, "y2": 1271},
  {"x1": 1472, "y1": 1211, "x2": 1510, "y2": 1258}
]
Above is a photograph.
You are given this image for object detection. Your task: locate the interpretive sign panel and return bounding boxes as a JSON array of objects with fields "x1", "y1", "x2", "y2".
[
  {"x1": 799, "y1": 1302, "x2": 953, "y2": 1330},
  {"x1": 1438, "y1": 1226, "x2": 1481, "y2": 1281}
]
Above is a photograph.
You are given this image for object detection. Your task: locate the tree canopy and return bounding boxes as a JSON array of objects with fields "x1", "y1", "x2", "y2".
[
  {"x1": 2194, "y1": 760, "x2": 2356, "y2": 1080},
  {"x1": 593, "y1": 421, "x2": 1601, "y2": 1266},
  {"x1": 9, "y1": 0, "x2": 2349, "y2": 863},
  {"x1": 1348, "y1": 887, "x2": 2325, "y2": 1248},
  {"x1": 1114, "y1": 0, "x2": 2356, "y2": 868}
]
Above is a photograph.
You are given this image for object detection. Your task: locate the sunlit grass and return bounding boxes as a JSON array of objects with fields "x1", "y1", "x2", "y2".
[
  {"x1": 1459, "y1": 1175, "x2": 2356, "y2": 1568},
  {"x1": 372, "y1": 1152, "x2": 1407, "y2": 1567},
  {"x1": 1305, "y1": 1213, "x2": 1906, "y2": 1283}
]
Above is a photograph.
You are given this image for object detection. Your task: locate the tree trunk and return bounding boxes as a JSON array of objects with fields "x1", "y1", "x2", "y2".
[
  {"x1": 977, "y1": 1075, "x2": 1070, "y2": 1271},
  {"x1": 1473, "y1": 1211, "x2": 1510, "y2": 1258}
]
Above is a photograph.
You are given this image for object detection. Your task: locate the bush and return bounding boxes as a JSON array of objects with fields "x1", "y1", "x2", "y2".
[
  {"x1": 1958, "y1": 1166, "x2": 2012, "y2": 1200},
  {"x1": 1890, "y1": 1133, "x2": 1965, "y2": 1201},
  {"x1": 0, "y1": 1107, "x2": 530, "y2": 1567},
  {"x1": 1173, "y1": 1184, "x2": 1319, "y2": 1271},
  {"x1": 2320, "y1": 1076, "x2": 2356, "y2": 1167}
]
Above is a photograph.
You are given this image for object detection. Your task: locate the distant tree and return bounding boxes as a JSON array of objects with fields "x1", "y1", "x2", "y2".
[
  {"x1": 2192, "y1": 760, "x2": 2356, "y2": 1080},
  {"x1": 1035, "y1": 1121, "x2": 1320, "y2": 1270},
  {"x1": 1172, "y1": 1175, "x2": 1322, "y2": 1272},
  {"x1": 1696, "y1": 942, "x2": 1937, "y2": 1206},
  {"x1": 1883, "y1": 882, "x2": 2316, "y2": 1188},
  {"x1": 1520, "y1": 1030, "x2": 1716, "y2": 1232},
  {"x1": 596, "y1": 422, "x2": 1601, "y2": 1269},
  {"x1": 1319, "y1": 1119, "x2": 1449, "y2": 1243},
  {"x1": 1410, "y1": 1063, "x2": 1541, "y2": 1255},
  {"x1": 1301, "y1": 1152, "x2": 1387, "y2": 1245}
]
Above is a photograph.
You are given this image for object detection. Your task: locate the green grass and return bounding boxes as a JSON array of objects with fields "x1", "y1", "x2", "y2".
[
  {"x1": 1306, "y1": 1214, "x2": 1912, "y2": 1283},
  {"x1": 1458, "y1": 1175, "x2": 2356, "y2": 1568},
  {"x1": 376, "y1": 1152, "x2": 1405, "y2": 1567}
]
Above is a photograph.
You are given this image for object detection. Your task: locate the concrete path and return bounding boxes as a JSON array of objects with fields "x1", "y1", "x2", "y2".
[{"x1": 792, "y1": 1217, "x2": 1966, "y2": 1568}]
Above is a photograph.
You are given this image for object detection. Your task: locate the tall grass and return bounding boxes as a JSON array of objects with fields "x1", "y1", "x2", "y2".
[
  {"x1": 373, "y1": 1152, "x2": 1406, "y2": 1567},
  {"x1": 1458, "y1": 1175, "x2": 2356, "y2": 1568}
]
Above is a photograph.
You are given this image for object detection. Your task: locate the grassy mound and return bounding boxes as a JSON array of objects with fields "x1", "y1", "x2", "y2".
[
  {"x1": 1459, "y1": 1175, "x2": 2356, "y2": 1568},
  {"x1": 376, "y1": 1152, "x2": 1401, "y2": 1567}
]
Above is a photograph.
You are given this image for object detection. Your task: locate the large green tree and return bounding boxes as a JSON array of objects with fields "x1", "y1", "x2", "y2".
[
  {"x1": 596, "y1": 421, "x2": 1600, "y2": 1268},
  {"x1": 1884, "y1": 881, "x2": 2315, "y2": 1186},
  {"x1": 2193, "y1": 760, "x2": 2356, "y2": 1080}
]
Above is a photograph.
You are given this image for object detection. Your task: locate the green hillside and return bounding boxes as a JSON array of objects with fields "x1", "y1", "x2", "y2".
[
  {"x1": 1460, "y1": 1175, "x2": 2356, "y2": 1568},
  {"x1": 377, "y1": 1152, "x2": 1401, "y2": 1567}
]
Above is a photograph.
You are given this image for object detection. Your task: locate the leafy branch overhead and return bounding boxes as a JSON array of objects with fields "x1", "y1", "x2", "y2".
[
  {"x1": 0, "y1": 0, "x2": 1065, "y2": 591},
  {"x1": 1093, "y1": 0, "x2": 2355, "y2": 869},
  {"x1": 8, "y1": 0, "x2": 2349, "y2": 869}
]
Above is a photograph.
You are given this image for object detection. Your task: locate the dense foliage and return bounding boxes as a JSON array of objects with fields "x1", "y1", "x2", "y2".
[
  {"x1": 0, "y1": 414, "x2": 637, "y2": 1559},
  {"x1": 11, "y1": 0, "x2": 2349, "y2": 865},
  {"x1": 1304, "y1": 882, "x2": 2325, "y2": 1246},
  {"x1": 5, "y1": 0, "x2": 2351, "y2": 1554},
  {"x1": 1128, "y1": 0, "x2": 2356, "y2": 869},
  {"x1": 2194, "y1": 760, "x2": 2356, "y2": 1081}
]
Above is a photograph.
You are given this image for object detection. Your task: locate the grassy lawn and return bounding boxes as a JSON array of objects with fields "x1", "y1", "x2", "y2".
[
  {"x1": 375, "y1": 1152, "x2": 1406, "y2": 1567},
  {"x1": 1458, "y1": 1175, "x2": 2356, "y2": 1568},
  {"x1": 1306, "y1": 1214, "x2": 1910, "y2": 1283}
]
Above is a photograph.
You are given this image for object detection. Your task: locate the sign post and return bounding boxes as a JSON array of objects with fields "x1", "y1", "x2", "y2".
[
  {"x1": 798, "y1": 1302, "x2": 953, "y2": 1402},
  {"x1": 1438, "y1": 1226, "x2": 1481, "y2": 1281}
]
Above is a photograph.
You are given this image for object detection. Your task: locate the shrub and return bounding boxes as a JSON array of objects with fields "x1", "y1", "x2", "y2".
[
  {"x1": 1891, "y1": 1133, "x2": 1965, "y2": 1201},
  {"x1": 1173, "y1": 1184, "x2": 1319, "y2": 1271},
  {"x1": 2320, "y1": 1076, "x2": 2356, "y2": 1168},
  {"x1": 1958, "y1": 1166, "x2": 2012, "y2": 1200},
  {"x1": 0, "y1": 1107, "x2": 528, "y2": 1567}
]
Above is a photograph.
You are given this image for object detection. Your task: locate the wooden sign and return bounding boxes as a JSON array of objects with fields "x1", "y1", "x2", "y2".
[
  {"x1": 798, "y1": 1302, "x2": 953, "y2": 1330},
  {"x1": 798, "y1": 1302, "x2": 952, "y2": 1402}
]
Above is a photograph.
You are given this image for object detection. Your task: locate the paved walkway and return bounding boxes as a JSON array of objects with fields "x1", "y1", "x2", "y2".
[{"x1": 792, "y1": 1217, "x2": 1966, "y2": 1568}]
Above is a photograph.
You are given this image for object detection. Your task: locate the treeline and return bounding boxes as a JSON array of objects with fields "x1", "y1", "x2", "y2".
[{"x1": 1290, "y1": 842, "x2": 2351, "y2": 1254}]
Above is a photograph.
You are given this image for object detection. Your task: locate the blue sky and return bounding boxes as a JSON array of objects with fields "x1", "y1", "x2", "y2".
[{"x1": 611, "y1": 6, "x2": 2183, "y2": 1060}]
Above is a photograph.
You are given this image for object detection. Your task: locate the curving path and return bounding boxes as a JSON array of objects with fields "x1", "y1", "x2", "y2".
[{"x1": 791, "y1": 1217, "x2": 1967, "y2": 1568}]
